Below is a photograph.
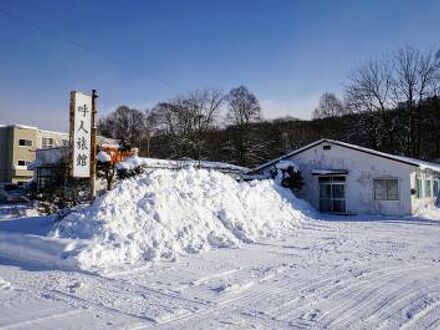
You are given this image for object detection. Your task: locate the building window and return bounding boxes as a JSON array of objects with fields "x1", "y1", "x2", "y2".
[
  {"x1": 17, "y1": 160, "x2": 31, "y2": 167},
  {"x1": 434, "y1": 180, "x2": 439, "y2": 197},
  {"x1": 416, "y1": 177, "x2": 423, "y2": 198},
  {"x1": 42, "y1": 137, "x2": 54, "y2": 148},
  {"x1": 18, "y1": 139, "x2": 32, "y2": 147},
  {"x1": 319, "y1": 175, "x2": 346, "y2": 213},
  {"x1": 425, "y1": 179, "x2": 432, "y2": 198},
  {"x1": 373, "y1": 178, "x2": 399, "y2": 201}
]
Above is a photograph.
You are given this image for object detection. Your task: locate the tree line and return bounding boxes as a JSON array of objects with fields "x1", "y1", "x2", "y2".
[{"x1": 98, "y1": 46, "x2": 440, "y2": 168}]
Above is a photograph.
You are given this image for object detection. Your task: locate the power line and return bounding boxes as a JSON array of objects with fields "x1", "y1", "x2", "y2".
[{"x1": 0, "y1": 7, "x2": 178, "y2": 90}]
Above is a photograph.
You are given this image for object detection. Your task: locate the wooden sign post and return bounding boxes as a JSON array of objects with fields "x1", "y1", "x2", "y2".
[{"x1": 90, "y1": 89, "x2": 98, "y2": 200}]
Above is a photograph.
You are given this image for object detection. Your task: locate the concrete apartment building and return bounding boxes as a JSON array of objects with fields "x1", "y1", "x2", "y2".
[{"x1": 0, "y1": 124, "x2": 69, "y2": 184}]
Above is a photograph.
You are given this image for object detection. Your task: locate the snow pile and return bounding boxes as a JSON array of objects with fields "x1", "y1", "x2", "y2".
[
  {"x1": 97, "y1": 151, "x2": 112, "y2": 163},
  {"x1": 28, "y1": 147, "x2": 69, "y2": 169},
  {"x1": 53, "y1": 168, "x2": 311, "y2": 273},
  {"x1": 116, "y1": 156, "x2": 248, "y2": 173},
  {"x1": 0, "y1": 277, "x2": 12, "y2": 291},
  {"x1": 115, "y1": 156, "x2": 144, "y2": 171},
  {"x1": 414, "y1": 205, "x2": 440, "y2": 220},
  {"x1": 0, "y1": 204, "x2": 40, "y2": 220}
]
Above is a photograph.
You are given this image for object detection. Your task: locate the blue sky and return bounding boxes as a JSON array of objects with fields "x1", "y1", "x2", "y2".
[{"x1": 0, "y1": 0, "x2": 439, "y2": 131}]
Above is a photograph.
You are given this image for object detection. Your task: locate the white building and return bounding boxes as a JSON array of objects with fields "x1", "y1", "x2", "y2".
[{"x1": 254, "y1": 139, "x2": 440, "y2": 216}]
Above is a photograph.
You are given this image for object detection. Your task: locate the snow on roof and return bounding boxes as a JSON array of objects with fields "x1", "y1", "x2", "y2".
[
  {"x1": 39, "y1": 129, "x2": 68, "y2": 136},
  {"x1": 0, "y1": 124, "x2": 68, "y2": 134},
  {"x1": 13, "y1": 124, "x2": 39, "y2": 130},
  {"x1": 97, "y1": 151, "x2": 112, "y2": 163},
  {"x1": 28, "y1": 147, "x2": 69, "y2": 169},
  {"x1": 254, "y1": 139, "x2": 440, "y2": 173},
  {"x1": 0, "y1": 124, "x2": 38, "y2": 130},
  {"x1": 275, "y1": 160, "x2": 298, "y2": 171},
  {"x1": 311, "y1": 169, "x2": 349, "y2": 175}
]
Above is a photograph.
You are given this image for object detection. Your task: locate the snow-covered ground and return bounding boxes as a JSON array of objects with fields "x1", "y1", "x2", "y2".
[
  {"x1": 1, "y1": 214, "x2": 440, "y2": 329},
  {"x1": 0, "y1": 203, "x2": 40, "y2": 220},
  {"x1": 1, "y1": 169, "x2": 440, "y2": 329}
]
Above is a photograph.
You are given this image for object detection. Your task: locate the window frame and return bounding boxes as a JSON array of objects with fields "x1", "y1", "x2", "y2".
[
  {"x1": 434, "y1": 180, "x2": 439, "y2": 197},
  {"x1": 18, "y1": 139, "x2": 33, "y2": 147},
  {"x1": 319, "y1": 175, "x2": 347, "y2": 213},
  {"x1": 17, "y1": 160, "x2": 30, "y2": 167},
  {"x1": 42, "y1": 137, "x2": 54, "y2": 149},
  {"x1": 373, "y1": 178, "x2": 399, "y2": 201},
  {"x1": 416, "y1": 177, "x2": 423, "y2": 199},
  {"x1": 425, "y1": 179, "x2": 432, "y2": 198}
]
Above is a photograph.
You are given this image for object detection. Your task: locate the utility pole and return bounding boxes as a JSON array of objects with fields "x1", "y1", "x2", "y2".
[
  {"x1": 282, "y1": 132, "x2": 289, "y2": 153},
  {"x1": 90, "y1": 89, "x2": 98, "y2": 200}
]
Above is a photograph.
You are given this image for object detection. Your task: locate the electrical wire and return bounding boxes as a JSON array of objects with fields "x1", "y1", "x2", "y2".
[{"x1": 0, "y1": 6, "x2": 177, "y2": 91}]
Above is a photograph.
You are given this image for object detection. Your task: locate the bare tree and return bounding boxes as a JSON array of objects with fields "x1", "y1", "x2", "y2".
[
  {"x1": 345, "y1": 57, "x2": 394, "y2": 150},
  {"x1": 227, "y1": 85, "x2": 262, "y2": 127},
  {"x1": 312, "y1": 93, "x2": 346, "y2": 119},
  {"x1": 226, "y1": 85, "x2": 263, "y2": 166},
  {"x1": 149, "y1": 89, "x2": 225, "y2": 159},
  {"x1": 392, "y1": 47, "x2": 440, "y2": 157},
  {"x1": 98, "y1": 106, "x2": 149, "y2": 149}
]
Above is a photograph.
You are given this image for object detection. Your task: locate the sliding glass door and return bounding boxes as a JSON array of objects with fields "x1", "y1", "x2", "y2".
[{"x1": 319, "y1": 175, "x2": 346, "y2": 213}]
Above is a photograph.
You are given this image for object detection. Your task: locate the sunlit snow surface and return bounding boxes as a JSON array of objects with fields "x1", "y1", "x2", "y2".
[
  {"x1": 1, "y1": 170, "x2": 440, "y2": 329},
  {"x1": 49, "y1": 168, "x2": 309, "y2": 273}
]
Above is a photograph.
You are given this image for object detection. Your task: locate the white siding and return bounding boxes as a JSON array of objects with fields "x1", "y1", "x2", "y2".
[
  {"x1": 261, "y1": 142, "x2": 416, "y2": 216},
  {"x1": 411, "y1": 169, "x2": 438, "y2": 213}
]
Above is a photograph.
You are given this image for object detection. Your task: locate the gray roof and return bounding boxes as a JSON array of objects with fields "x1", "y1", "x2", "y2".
[{"x1": 254, "y1": 139, "x2": 440, "y2": 173}]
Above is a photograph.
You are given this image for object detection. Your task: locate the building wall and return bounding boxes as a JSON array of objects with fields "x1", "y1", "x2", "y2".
[
  {"x1": 0, "y1": 125, "x2": 69, "y2": 184},
  {"x1": 1, "y1": 124, "x2": 115, "y2": 185},
  {"x1": 260, "y1": 141, "x2": 416, "y2": 216},
  {"x1": 36, "y1": 130, "x2": 69, "y2": 149},
  {"x1": 411, "y1": 169, "x2": 439, "y2": 213},
  {"x1": 11, "y1": 126, "x2": 38, "y2": 183},
  {"x1": 0, "y1": 126, "x2": 13, "y2": 183}
]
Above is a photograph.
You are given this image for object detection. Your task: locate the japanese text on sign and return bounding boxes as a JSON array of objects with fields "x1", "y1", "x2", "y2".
[{"x1": 71, "y1": 92, "x2": 92, "y2": 177}]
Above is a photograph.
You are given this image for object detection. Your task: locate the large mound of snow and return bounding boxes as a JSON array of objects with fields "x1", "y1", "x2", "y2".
[
  {"x1": 116, "y1": 156, "x2": 248, "y2": 173},
  {"x1": 53, "y1": 168, "x2": 312, "y2": 273}
]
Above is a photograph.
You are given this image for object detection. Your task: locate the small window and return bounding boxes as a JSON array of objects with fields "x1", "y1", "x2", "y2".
[
  {"x1": 425, "y1": 179, "x2": 432, "y2": 198},
  {"x1": 323, "y1": 145, "x2": 331, "y2": 150},
  {"x1": 373, "y1": 178, "x2": 399, "y2": 201},
  {"x1": 416, "y1": 177, "x2": 423, "y2": 198},
  {"x1": 18, "y1": 139, "x2": 32, "y2": 147},
  {"x1": 42, "y1": 137, "x2": 54, "y2": 148},
  {"x1": 434, "y1": 180, "x2": 439, "y2": 197},
  {"x1": 17, "y1": 160, "x2": 30, "y2": 167}
]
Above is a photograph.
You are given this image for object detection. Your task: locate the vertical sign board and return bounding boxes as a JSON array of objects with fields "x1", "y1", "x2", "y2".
[{"x1": 70, "y1": 91, "x2": 93, "y2": 178}]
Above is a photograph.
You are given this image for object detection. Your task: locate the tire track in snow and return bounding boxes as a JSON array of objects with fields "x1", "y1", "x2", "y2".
[
  {"x1": 316, "y1": 264, "x2": 440, "y2": 329},
  {"x1": 155, "y1": 266, "x2": 361, "y2": 328},
  {"x1": 401, "y1": 299, "x2": 440, "y2": 330},
  {"x1": 374, "y1": 281, "x2": 440, "y2": 329},
  {"x1": 41, "y1": 289, "x2": 159, "y2": 325},
  {"x1": 266, "y1": 263, "x2": 439, "y2": 328},
  {"x1": 1, "y1": 309, "x2": 83, "y2": 329}
]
